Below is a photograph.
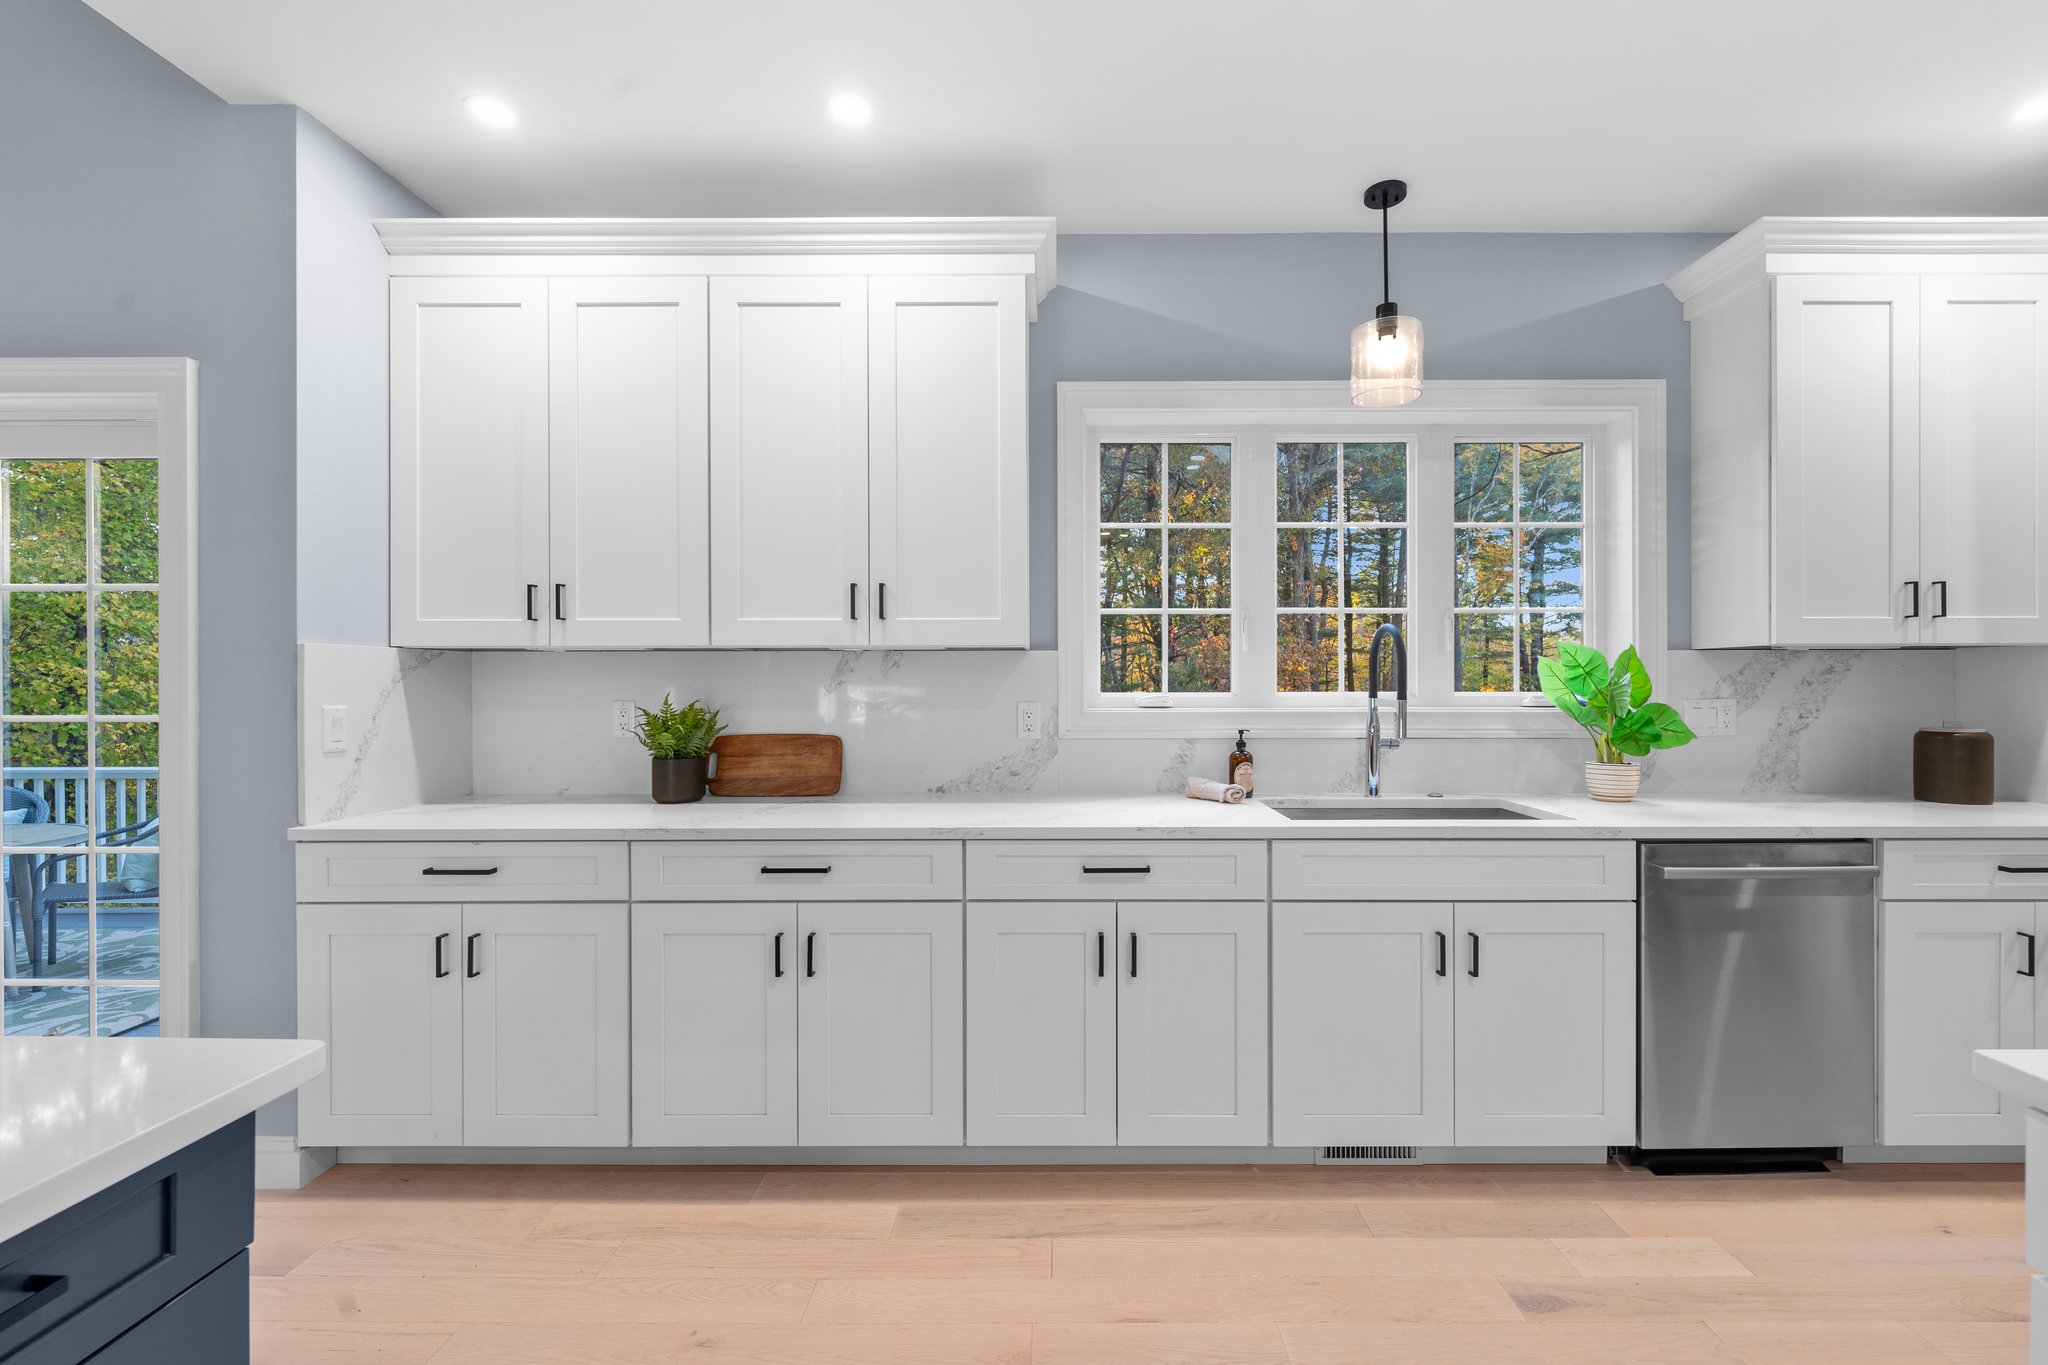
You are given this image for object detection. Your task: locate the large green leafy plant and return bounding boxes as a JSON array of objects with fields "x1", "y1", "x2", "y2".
[
  {"x1": 1537, "y1": 643, "x2": 1695, "y2": 764},
  {"x1": 632, "y1": 695, "x2": 727, "y2": 760}
]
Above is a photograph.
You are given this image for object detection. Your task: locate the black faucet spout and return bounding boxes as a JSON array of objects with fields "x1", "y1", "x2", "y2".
[{"x1": 1367, "y1": 621, "x2": 1407, "y2": 703}]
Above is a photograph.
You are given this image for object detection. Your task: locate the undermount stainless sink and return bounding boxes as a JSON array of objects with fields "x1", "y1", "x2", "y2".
[{"x1": 1262, "y1": 797, "x2": 1553, "y2": 822}]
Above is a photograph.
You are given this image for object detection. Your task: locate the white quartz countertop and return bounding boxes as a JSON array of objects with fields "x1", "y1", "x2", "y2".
[
  {"x1": 1975, "y1": 1049, "x2": 2048, "y2": 1114},
  {"x1": 290, "y1": 793, "x2": 2048, "y2": 842},
  {"x1": 0, "y1": 1037, "x2": 324, "y2": 1245}
]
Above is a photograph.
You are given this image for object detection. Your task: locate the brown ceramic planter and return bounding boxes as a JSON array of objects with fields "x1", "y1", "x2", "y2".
[{"x1": 651, "y1": 756, "x2": 708, "y2": 804}]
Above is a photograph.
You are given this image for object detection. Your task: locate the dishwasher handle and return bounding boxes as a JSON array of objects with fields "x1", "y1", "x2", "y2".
[{"x1": 1654, "y1": 864, "x2": 1880, "y2": 881}]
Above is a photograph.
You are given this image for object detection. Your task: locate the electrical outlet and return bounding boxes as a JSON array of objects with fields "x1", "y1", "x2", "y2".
[
  {"x1": 611, "y1": 700, "x2": 637, "y2": 738},
  {"x1": 1681, "y1": 697, "x2": 1738, "y2": 738},
  {"x1": 320, "y1": 705, "x2": 348, "y2": 755},
  {"x1": 1016, "y1": 701, "x2": 1045, "y2": 741}
]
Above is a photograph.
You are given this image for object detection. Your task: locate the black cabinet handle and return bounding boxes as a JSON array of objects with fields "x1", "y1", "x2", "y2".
[
  {"x1": 2022, "y1": 931, "x2": 2037, "y2": 979},
  {"x1": 1904, "y1": 581, "x2": 1919, "y2": 619},
  {"x1": 434, "y1": 932, "x2": 450, "y2": 979},
  {"x1": 423, "y1": 866, "x2": 499, "y2": 877},
  {"x1": 1082, "y1": 865, "x2": 1151, "y2": 875},
  {"x1": 526, "y1": 583, "x2": 539, "y2": 622},
  {"x1": 1932, "y1": 580, "x2": 1949, "y2": 620},
  {"x1": 1467, "y1": 932, "x2": 1480, "y2": 979},
  {"x1": 850, "y1": 582, "x2": 858, "y2": 620},
  {"x1": 465, "y1": 932, "x2": 481, "y2": 979},
  {"x1": 879, "y1": 582, "x2": 887, "y2": 620},
  {"x1": 1129, "y1": 931, "x2": 1138, "y2": 978},
  {"x1": 1436, "y1": 930, "x2": 1447, "y2": 978},
  {"x1": 806, "y1": 931, "x2": 817, "y2": 978},
  {"x1": 760, "y1": 866, "x2": 831, "y2": 875},
  {"x1": 774, "y1": 931, "x2": 784, "y2": 979},
  {"x1": 554, "y1": 583, "x2": 567, "y2": 621},
  {"x1": 1999, "y1": 866, "x2": 2048, "y2": 874},
  {"x1": 1097, "y1": 930, "x2": 1106, "y2": 979},
  {"x1": 0, "y1": 1274, "x2": 69, "y2": 1332}
]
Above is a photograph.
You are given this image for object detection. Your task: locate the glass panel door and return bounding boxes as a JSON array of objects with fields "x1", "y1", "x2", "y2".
[{"x1": 1, "y1": 454, "x2": 160, "y2": 1036}]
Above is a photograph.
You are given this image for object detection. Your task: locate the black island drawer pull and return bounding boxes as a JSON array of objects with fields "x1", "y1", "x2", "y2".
[
  {"x1": 1082, "y1": 865, "x2": 1152, "y2": 875},
  {"x1": 1998, "y1": 866, "x2": 2048, "y2": 875},
  {"x1": 2022, "y1": 931, "x2": 2038, "y2": 979},
  {"x1": 761, "y1": 866, "x2": 832, "y2": 875},
  {"x1": 422, "y1": 866, "x2": 499, "y2": 877},
  {"x1": 0, "y1": 1274, "x2": 69, "y2": 1332},
  {"x1": 434, "y1": 932, "x2": 450, "y2": 979}
]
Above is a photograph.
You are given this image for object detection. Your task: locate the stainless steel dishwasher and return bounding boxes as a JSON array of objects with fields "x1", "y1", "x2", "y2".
[{"x1": 1638, "y1": 841, "x2": 1879, "y2": 1160}]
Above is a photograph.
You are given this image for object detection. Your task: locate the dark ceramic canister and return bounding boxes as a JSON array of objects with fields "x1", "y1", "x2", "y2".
[
  {"x1": 1913, "y1": 728, "x2": 1994, "y2": 805},
  {"x1": 652, "y1": 756, "x2": 709, "y2": 804}
]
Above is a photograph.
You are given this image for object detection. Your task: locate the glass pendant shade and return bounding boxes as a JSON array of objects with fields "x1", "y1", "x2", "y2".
[{"x1": 1350, "y1": 313, "x2": 1424, "y2": 407}]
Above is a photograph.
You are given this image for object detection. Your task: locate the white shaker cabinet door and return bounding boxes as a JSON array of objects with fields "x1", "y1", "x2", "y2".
[
  {"x1": 1116, "y1": 902, "x2": 1269, "y2": 1146},
  {"x1": 461, "y1": 903, "x2": 630, "y2": 1147},
  {"x1": 966, "y1": 901, "x2": 1117, "y2": 1145},
  {"x1": 548, "y1": 278, "x2": 711, "y2": 647},
  {"x1": 1881, "y1": 900, "x2": 2034, "y2": 1145},
  {"x1": 797, "y1": 902, "x2": 964, "y2": 1146},
  {"x1": 390, "y1": 276, "x2": 551, "y2": 647},
  {"x1": 632, "y1": 903, "x2": 797, "y2": 1146},
  {"x1": 1272, "y1": 902, "x2": 1454, "y2": 1148},
  {"x1": 1920, "y1": 275, "x2": 2048, "y2": 646},
  {"x1": 868, "y1": 275, "x2": 1030, "y2": 648},
  {"x1": 709, "y1": 276, "x2": 870, "y2": 648},
  {"x1": 1770, "y1": 274, "x2": 1922, "y2": 646},
  {"x1": 296, "y1": 904, "x2": 463, "y2": 1147},
  {"x1": 1453, "y1": 901, "x2": 1635, "y2": 1147}
]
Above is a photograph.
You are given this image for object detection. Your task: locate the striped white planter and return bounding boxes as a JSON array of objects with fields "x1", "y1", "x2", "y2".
[{"x1": 1583, "y1": 761, "x2": 1642, "y2": 803}]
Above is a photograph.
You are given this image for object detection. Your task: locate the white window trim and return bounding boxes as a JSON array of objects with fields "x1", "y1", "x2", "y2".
[
  {"x1": 0, "y1": 358, "x2": 197, "y2": 1036},
  {"x1": 1057, "y1": 379, "x2": 1666, "y2": 739}
]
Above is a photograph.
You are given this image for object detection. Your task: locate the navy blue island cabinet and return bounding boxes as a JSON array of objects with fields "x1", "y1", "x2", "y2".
[{"x1": 0, "y1": 1117, "x2": 255, "y2": 1364}]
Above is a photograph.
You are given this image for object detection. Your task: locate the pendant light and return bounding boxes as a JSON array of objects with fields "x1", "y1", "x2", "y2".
[{"x1": 1351, "y1": 179, "x2": 1423, "y2": 407}]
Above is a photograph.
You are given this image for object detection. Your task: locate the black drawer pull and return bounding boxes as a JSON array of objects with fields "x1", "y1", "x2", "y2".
[
  {"x1": 1467, "y1": 932, "x2": 1480, "y2": 979},
  {"x1": 423, "y1": 866, "x2": 499, "y2": 876},
  {"x1": 774, "y1": 931, "x2": 785, "y2": 978},
  {"x1": 2023, "y1": 931, "x2": 2038, "y2": 979},
  {"x1": 526, "y1": 583, "x2": 539, "y2": 622},
  {"x1": 761, "y1": 866, "x2": 831, "y2": 875},
  {"x1": 554, "y1": 582, "x2": 567, "y2": 621},
  {"x1": 465, "y1": 932, "x2": 481, "y2": 979},
  {"x1": 1903, "y1": 580, "x2": 1919, "y2": 620},
  {"x1": 1129, "y1": 931, "x2": 1138, "y2": 978},
  {"x1": 1932, "y1": 579, "x2": 1949, "y2": 619},
  {"x1": 434, "y1": 932, "x2": 450, "y2": 979},
  {"x1": 0, "y1": 1274, "x2": 69, "y2": 1332},
  {"x1": 806, "y1": 931, "x2": 817, "y2": 978},
  {"x1": 1097, "y1": 931, "x2": 1106, "y2": 978},
  {"x1": 1435, "y1": 930, "x2": 1447, "y2": 978},
  {"x1": 1082, "y1": 865, "x2": 1151, "y2": 875},
  {"x1": 1998, "y1": 866, "x2": 2048, "y2": 874}
]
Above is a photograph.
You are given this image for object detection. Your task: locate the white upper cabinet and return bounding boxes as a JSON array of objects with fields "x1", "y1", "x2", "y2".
[
  {"x1": 869, "y1": 276, "x2": 1030, "y2": 648},
  {"x1": 548, "y1": 278, "x2": 711, "y2": 648},
  {"x1": 1920, "y1": 275, "x2": 2048, "y2": 645},
  {"x1": 390, "y1": 277, "x2": 550, "y2": 647},
  {"x1": 1671, "y1": 218, "x2": 2048, "y2": 648}
]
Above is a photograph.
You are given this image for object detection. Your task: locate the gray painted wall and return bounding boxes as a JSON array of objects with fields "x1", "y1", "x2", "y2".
[
  {"x1": 1029, "y1": 232, "x2": 1725, "y2": 648},
  {"x1": 0, "y1": 0, "x2": 297, "y2": 1088},
  {"x1": 296, "y1": 111, "x2": 436, "y2": 646}
]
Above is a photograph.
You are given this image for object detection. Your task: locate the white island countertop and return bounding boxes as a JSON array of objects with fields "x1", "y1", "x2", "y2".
[
  {"x1": 290, "y1": 792, "x2": 2048, "y2": 842},
  {"x1": 1975, "y1": 1049, "x2": 2048, "y2": 1114},
  {"x1": 0, "y1": 1037, "x2": 323, "y2": 1244}
]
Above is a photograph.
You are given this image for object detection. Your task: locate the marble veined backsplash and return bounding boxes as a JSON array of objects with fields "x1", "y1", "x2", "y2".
[{"x1": 301, "y1": 642, "x2": 1960, "y2": 823}]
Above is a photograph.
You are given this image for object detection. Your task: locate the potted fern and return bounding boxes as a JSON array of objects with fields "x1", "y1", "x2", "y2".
[
  {"x1": 1536, "y1": 643, "x2": 1695, "y2": 802},
  {"x1": 633, "y1": 695, "x2": 728, "y2": 804}
]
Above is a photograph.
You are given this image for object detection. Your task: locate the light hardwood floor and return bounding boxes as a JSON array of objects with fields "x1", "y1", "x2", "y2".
[{"x1": 251, "y1": 1160, "x2": 2030, "y2": 1364}]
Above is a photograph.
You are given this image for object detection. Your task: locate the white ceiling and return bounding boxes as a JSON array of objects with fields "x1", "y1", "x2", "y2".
[{"x1": 86, "y1": 0, "x2": 2048, "y2": 233}]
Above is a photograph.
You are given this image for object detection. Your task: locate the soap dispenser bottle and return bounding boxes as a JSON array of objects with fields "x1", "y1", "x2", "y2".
[{"x1": 1228, "y1": 729, "x2": 1255, "y2": 794}]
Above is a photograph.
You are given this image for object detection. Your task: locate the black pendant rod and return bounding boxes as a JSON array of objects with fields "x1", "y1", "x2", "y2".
[{"x1": 1363, "y1": 179, "x2": 1408, "y2": 320}]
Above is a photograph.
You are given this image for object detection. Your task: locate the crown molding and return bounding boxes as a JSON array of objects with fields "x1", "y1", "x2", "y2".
[
  {"x1": 1666, "y1": 217, "x2": 2048, "y2": 316},
  {"x1": 374, "y1": 216, "x2": 1057, "y2": 302}
]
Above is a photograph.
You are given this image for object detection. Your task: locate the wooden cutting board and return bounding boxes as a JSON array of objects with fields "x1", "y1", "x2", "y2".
[{"x1": 708, "y1": 734, "x2": 843, "y2": 797}]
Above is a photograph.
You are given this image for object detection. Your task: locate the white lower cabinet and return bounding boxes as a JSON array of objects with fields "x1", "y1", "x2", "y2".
[
  {"x1": 1272, "y1": 900, "x2": 1634, "y2": 1149},
  {"x1": 297, "y1": 902, "x2": 629, "y2": 1148},
  {"x1": 1882, "y1": 901, "x2": 2036, "y2": 1145},
  {"x1": 1272, "y1": 903, "x2": 1454, "y2": 1147},
  {"x1": 1116, "y1": 902, "x2": 1270, "y2": 1146},
  {"x1": 966, "y1": 902, "x2": 1117, "y2": 1145}
]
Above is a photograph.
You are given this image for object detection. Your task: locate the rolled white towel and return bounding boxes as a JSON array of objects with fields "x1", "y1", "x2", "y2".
[{"x1": 1186, "y1": 775, "x2": 1247, "y2": 804}]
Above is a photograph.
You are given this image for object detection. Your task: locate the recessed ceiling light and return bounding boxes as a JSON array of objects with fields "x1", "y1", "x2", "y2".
[
  {"x1": 464, "y1": 94, "x2": 517, "y2": 130},
  {"x1": 827, "y1": 92, "x2": 873, "y2": 127},
  {"x1": 2015, "y1": 93, "x2": 2048, "y2": 124}
]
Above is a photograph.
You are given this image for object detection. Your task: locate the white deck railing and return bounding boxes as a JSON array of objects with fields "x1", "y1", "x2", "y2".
[{"x1": 3, "y1": 767, "x2": 158, "y2": 837}]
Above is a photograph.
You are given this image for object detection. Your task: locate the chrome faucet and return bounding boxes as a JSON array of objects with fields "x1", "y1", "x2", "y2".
[{"x1": 1364, "y1": 621, "x2": 1408, "y2": 797}]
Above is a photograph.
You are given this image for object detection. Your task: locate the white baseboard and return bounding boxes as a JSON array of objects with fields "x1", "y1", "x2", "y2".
[
  {"x1": 256, "y1": 1136, "x2": 336, "y2": 1189},
  {"x1": 1840, "y1": 1144, "x2": 2023, "y2": 1163},
  {"x1": 318, "y1": 1144, "x2": 1610, "y2": 1167}
]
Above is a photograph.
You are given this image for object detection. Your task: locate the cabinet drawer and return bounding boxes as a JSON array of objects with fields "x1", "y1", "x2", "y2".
[
  {"x1": 632, "y1": 842, "x2": 963, "y2": 901},
  {"x1": 1882, "y1": 841, "x2": 2048, "y2": 900},
  {"x1": 295, "y1": 842, "x2": 629, "y2": 902},
  {"x1": 1272, "y1": 840, "x2": 1635, "y2": 901},
  {"x1": 0, "y1": 1118, "x2": 251, "y2": 1365},
  {"x1": 966, "y1": 842, "x2": 1268, "y2": 900}
]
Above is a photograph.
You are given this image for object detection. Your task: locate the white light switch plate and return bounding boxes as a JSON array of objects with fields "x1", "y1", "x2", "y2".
[
  {"x1": 1681, "y1": 698, "x2": 1738, "y2": 738},
  {"x1": 1016, "y1": 701, "x2": 1045, "y2": 740},
  {"x1": 320, "y1": 705, "x2": 348, "y2": 755}
]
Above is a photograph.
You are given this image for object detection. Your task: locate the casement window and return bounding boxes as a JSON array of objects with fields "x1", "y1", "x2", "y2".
[{"x1": 1059, "y1": 381, "x2": 1665, "y2": 737}]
